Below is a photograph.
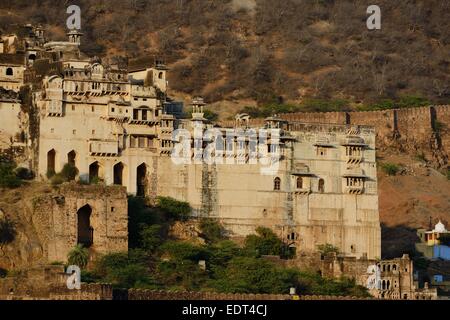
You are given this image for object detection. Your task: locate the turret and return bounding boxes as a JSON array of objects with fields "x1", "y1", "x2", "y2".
[{"x1": 67, "y1": 29, "x2": 83, "y2": 45}]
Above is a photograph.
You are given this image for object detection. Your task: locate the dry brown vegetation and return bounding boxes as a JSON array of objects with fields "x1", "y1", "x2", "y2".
[{"x1": 1, "y1": 0, "x2": 449, "y2": 106}]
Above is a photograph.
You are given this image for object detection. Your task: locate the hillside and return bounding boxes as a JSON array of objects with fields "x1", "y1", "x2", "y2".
[
  {"x1": 377, "y1": 151, "x2": 450, "y2": 258},
  {"x1": 0, "y1": 0, "x2": 449, "y2": 108}
]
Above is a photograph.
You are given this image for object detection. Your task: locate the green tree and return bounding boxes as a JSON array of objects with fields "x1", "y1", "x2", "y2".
[
  {"x1": 67, "y1": 244, "x2": 89, "y2": 268},
  {"x1": 60, "y1": 163, "x2": 79, "y2": 181},
  {"x1": 140, "y1": 224, "x2": 164, "y2": 252},
  {"x1": 0, "y1": 160, "x2": 21, "y2": 188},
  {"x1": 157, "y1": 196, "x2": 191, "y2": 221},
  {"x1": 92, "y1": 250, "x2": 154, "y2": 289},
  {"x1": 244, "y1": 227, "x2": 287, "y2": 257},
  {"x1": 317, "y1": 243, "x2": 340, "y2": 256},
  {"x1": 199, "y1": 218, "x2": 226, "y2": 244},
  {"x1": 380, "y1": 163, "x2": 400, "y2": 176},
  {"x1": 210, "y1": 256, "x2": 298, "y2": 294}
]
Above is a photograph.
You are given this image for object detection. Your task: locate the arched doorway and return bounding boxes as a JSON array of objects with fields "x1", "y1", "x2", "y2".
[
  {"x1": 77, "y1": 204, "x2": 93, "y2": 247},
  {"x1": 47, "y1": 149, "x2": 56, "y2": 175},
  {"x1": 113, "y1": 162, "x2": 124, "y2": 185},
  {"x1": 68, "y1": 150, "x2": 76, "y2": 167},
  {"x1": 136, "y1": 163, "x2": 147, "y2": 197},
  {"x1": 89, "y1": 161, "x2": 101, "y2": 183}
]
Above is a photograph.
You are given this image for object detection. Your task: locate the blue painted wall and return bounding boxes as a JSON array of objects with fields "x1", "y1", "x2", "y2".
[{"x1": 433, "y1": 245, "x2": 450, "y2": 260}]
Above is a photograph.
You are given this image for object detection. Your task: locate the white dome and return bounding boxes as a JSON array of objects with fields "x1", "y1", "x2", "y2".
[{"x1": 434, "y1": 221, "x2": 447, "y2": 233}]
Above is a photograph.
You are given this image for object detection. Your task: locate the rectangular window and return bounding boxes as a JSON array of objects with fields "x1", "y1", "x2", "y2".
[
  {"x1": 133, "y1": 109, "x2": 139, "y2": 120},
  {"x1": 316, "y1": 147, "x2": 327, "y2": 156},
  {"x1": 130, "y1": 136, "x2": 137, "y2": 148},
  {"x1": 138, "y1": 137, "x2": 146, "y2": 148}
]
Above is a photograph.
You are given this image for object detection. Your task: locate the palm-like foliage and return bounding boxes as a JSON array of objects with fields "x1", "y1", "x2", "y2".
[{"x1": 67, "y1": 244, "x2": 89, "y2": 268}]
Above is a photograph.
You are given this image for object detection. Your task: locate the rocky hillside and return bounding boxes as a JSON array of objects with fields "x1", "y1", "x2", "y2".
[
  {"x1": 378, "y1": 151, "x2": 450, "y2": 258},
  {"x1": 0, "y1": 0, "x2": 449, "y2": 106}
]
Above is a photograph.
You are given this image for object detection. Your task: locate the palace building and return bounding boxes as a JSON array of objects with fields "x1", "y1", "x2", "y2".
[{"x1": 0, "y1": 25, "x2": 381, "y2": 260}]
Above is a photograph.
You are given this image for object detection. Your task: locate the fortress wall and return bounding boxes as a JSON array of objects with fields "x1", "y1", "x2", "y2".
[
  {"x1": 282, "y1": 111, "x2": 347, "y2": 124},
  {"x1": 435, "y1": 105, "x2": 450, "y2": 158},
  {"x1": 126, "y1": 289, "x2": 368, "y2": 300},
  {"x1": 395, "y1": 107, "x2": 434, "y2": 155},
  {"x1": 347, "y1": 110, "x2": 395, "y2": 146}
]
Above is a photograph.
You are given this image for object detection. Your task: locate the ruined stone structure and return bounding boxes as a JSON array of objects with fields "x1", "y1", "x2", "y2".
[
  {"x1": 0, "y1": 265, "x2": 113, "y2": 300},
  {"x1": 269, "y1": 253, "x2": 437, "y2": 300},
  {"x1": 0, "y1": 183, "x2": 128, "y2": 269},
  {"x1": 32, "y1": 184, "x2": 128, "y2": 263}
]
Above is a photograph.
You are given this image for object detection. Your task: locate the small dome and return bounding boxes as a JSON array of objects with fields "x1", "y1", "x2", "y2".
[{"x1": 434, "y1": 220, "x2": 447, "y2": 233}]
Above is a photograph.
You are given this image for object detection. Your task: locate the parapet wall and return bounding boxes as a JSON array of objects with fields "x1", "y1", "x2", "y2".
[
  {"x1": 224, "y1": 105, "x2": 450, "y2": 166},
  {"x1": 126, "y1": 289, "x2": 370, "y2": 301}
]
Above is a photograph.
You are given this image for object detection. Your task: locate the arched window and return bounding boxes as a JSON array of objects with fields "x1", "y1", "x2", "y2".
[
  {"x1": 6, "y1": 67, "x2": 13, "y2": 76},
  {"x1": 296, "y1": 177, "x2": 303, "y2": 189},
  {"x1": 158, "y1": 72, "x2": 163, "y2": 79},
  {"x1": 136, "y1": 163, "x2": 147, "y2": 197},
  {"x1": 77, "y1": 204, "x2": 93, "y2": 247},
  {"x1": 274, "y1": 177, "x2": 281, "y2": 191},
  {"x1": 318, "y1": 179, "x2": 325, "y2": 193},
  {"x1": 113, "y1": 162, "x2": 124, "y2": 185},
  {"x1": 47, "y1": 149, "x2": 56, "y2": 176}
]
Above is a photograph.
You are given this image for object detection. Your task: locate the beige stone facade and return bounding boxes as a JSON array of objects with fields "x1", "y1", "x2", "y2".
[{"x1": 0, "y1": 25, "x2": 380, "y2": 260}]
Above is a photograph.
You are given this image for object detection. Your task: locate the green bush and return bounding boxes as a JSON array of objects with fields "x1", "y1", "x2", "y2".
[
  {"x1": 15, "y1": 167, "x2": 34, "y2": 180},
  {"x1": 67, "y1": 244, "x2": 89, "y2": 268},
  {"x1": 317, "y1": 243, "x2": 340, "y2": 256},
  {"x1": 380, "y1": 163, "x2": 400, "y2": 176},
  {"x1": 46, "y1": 169, "x2": 56, "y2": 179},
  {"x1": 199, "y1": 218, "x2": 226, "y2": 244},
  {"x1": 156, "y1": 196, "x2": 191, "y2": 221},
  {"x1": 92, "y1": 250, "x2": 154, "y2": 289},
  {"x1": 244, "y1": 227, "x2": 293, "y2": 258},
  {"x1": 140, "y1": 224, "x2": 164, "y2": 252},
  {"x1": 0, "y1": 160, "x2": 21, "y2": 188},
  {"x1": 160, "y1": 241, "x2": 208, "y2": 261},
  {"x1": 209, "y1": 256, "x2": 298, "y2": 294},
  {"x1": 60, "y1": 163, "x2": 79, "y2": 181}
]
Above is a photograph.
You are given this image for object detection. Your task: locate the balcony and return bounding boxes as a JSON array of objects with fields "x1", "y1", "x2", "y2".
[
  {"x1": 89, "y1": 139, "x2": 119, "y2": 157},
  {"x1": 345, "y1": 186, "x2": 364, "y2": 194},
  {"x1": 46, "y1": 100, "x2": 63, "y2": 117},
  {"x1": 294, "y1": 188, "x2": 311, "y2": 195},
  {"x1": 341, "y1": 136, "x2": 368, "y2": 148},
  {"x1": 346, "y1": 154, "x2": 363, "y2": 164}
]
